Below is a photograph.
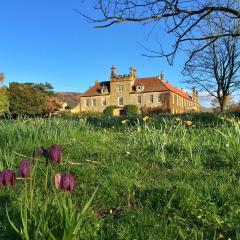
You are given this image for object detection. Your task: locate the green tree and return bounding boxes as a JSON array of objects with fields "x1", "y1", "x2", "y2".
[
  {"x1": 9, "y1": 82, "x2": 53, "y2": 116},
  {"x1": 0, "y1": 86, "x2": 9, "y2": 116}
]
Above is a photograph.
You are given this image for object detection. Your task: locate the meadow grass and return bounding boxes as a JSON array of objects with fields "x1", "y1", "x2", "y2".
[{"x1": 0, "y1": 114, "x2": 240, "y2": 239}]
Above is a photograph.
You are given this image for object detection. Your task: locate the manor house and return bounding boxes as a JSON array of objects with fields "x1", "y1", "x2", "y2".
[{"x1": 79, "y1": 66, "x2": 199, "y2": 114}]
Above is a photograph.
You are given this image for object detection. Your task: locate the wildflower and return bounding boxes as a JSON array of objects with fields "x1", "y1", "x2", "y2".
[
  {"x1": 36, "y1": 147, "x2": 47, "y2": 157},
  {"x1": 48, "y1": 144, "x2": 61, "y2": 164},
  {"x1": 218, "y1": 233, "x2": 224, "y2": 239},
  {"x1": 176, "y1": 117, "x2": 181, "y2": 122},
  {"x1": 226, "y1": 143, "x2": 230, "y2": 147},
  {"x1": 220, "y1": 116, "x2": 224, "y2": 120},
  {"x1": 54, "y1": 173, "x2": 74, "y2": 192},
  {"x1": 143, "y1": 116, "x2": 149, "y2": 121},
  {"x1": 18, "y1": 160, "x2": 30, "y2": 178},
  {"x1": 126, "y1": 151, "x2": 131, "y2": 155},
  {"x1": 184, "y1": 120, "x2": 193, "y2": 126},
  {"x1": 0, "y1": 169, "x2": 16, "y2": 186},
  {"x1": 121, "y1": 119, "x2": 128, "y2": 124}
]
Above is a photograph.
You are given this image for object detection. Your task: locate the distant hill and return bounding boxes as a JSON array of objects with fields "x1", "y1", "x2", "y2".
[
  {"x1": 199, "y1": 106, "x2": 213, "y2": 112},
  {"x1": 55, "y1": 92, "x2": 81, "y2": 108}
]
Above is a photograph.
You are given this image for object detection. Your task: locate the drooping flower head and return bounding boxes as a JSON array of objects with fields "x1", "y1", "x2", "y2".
[
  {"x1": 18, "y1": 160, "x2": 30, "y2": 178},
  {"x1": 48, "y1": 144, "x2": 61, "y2": 164},
  {"x1": 60, "y1": 173, "x2": 74, "y2": 192},
  {"x1": 54, "y1": 173, "x2": 74, "y2": 192},
  {"x1": 36, "y1": 147, "x2": 47, "y2": 157},
  {"x1": 0, "y1": 169, "x2": 16, "y2": 186}
]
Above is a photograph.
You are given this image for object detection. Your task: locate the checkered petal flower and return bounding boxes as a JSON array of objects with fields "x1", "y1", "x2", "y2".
[
  {"x1": 18, "y1": 160, "x2": 30, "y2": 178},
  {"x1": 60, "y1": 173, "x2": 74, "y2": 192},
  {"x1": 48, "y1": 144, "x2": 61, "y2": 164},
  {"x1": 2, "y1": 169, "x2": 16, "y2": 186}
]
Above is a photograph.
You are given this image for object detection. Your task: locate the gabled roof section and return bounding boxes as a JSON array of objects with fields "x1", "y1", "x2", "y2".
[
  {"x1": 132, "y1": 77, "x2": 169, "y2": 92},
  {"x1": 132, "y1": 77, "x2": 192, "y2": 100},
  {"x1": 81, "y1": 81, "x2": 110, "y2": 97},
  {"x1": 161, "y1": 81, "x2": 192, "y2": 100}
]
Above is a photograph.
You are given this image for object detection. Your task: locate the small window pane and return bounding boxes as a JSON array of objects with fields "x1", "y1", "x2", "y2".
[
  {"x1": 102, "y1": 98, "x2": 106, "y2": 106},
  {"x1": 118, "y1": 97, "x2": 124, "y2": 105},
  {"x1": 86, "y1": 99, "x2": 91, "y2": 107},
  {"x1": 137, "y1": 95, "x2": 142, "y2": 104},
  {"x1": 150, "y1": 95, "x2": 154, "y2": 103},
  {"x1": 92, "y1": 99, "x2": 96, "y2": 106},
  {"x1": 117, "y1": 85, "x2": 124, "y2": 92}
]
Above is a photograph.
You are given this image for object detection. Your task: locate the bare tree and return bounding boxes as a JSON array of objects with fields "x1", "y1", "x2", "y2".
[
  {"x1": 183, "y1": 32, "x2": 240, "y2": 112},
  {"x1": 79, "y1": 0, "x2": 240, "y2": 64}
]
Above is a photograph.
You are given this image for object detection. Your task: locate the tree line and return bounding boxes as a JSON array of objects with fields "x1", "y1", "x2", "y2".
[{"x1": 0, "y1": 82, "x2": 60, "y2": 117}]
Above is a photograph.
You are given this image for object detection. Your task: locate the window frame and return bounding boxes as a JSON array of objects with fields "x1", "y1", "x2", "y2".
[
  {"x1": 118, "y1": 97, "x2": 124, "y2": 106},
  {"x1": 102, "y1": 97, "x2": 107, "y2": 106},
  {"x1": 86, "y1": 99, "x2": 91, "y2": 107},
  {"x1": 149, "y1": 94, "x2": 154, "y2": 104},
  {"x1": 117, "y1": 85, "x2": 124, "y2": 92},
  {"x1": 92, "y1": 98, "x2": 96, "y2": 107},
  {"x1": 137, "y1": 95, "x2": 142, "y2": 104}
]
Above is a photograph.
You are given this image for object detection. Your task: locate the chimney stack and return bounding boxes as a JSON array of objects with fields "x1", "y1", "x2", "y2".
[
  {"x1": 160, "y1": 71, "x2": 164, "y2": 81},
  {"x1": 111, "y1": 65, "x2": 116, "y2": 79},
  {"x1": 133, "y1": 68, "x2": 136, "y2": 78},
  {"x1": 129, "y1": 67, "x2": 133, "y2": 76}
]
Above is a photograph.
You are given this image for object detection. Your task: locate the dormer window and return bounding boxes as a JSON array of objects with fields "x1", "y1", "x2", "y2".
[
  {"x1": 135, "y1": 84, "x2": 144, "y2": 92},
  {"x1": 100, "y1": 87, "x2": 108, "y2": 94}
]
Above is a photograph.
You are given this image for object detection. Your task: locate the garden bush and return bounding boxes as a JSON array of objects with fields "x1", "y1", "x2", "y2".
[
  {"x1": 103, "y1": 105, "x2": 119, "y2": 117},
  {"x1": 124, "y1": 104, "x2": 139, "y2": 117}
]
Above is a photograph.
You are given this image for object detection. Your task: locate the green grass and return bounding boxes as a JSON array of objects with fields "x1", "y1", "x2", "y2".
[{"x1": 0, "y1": 114, "x2": 240, "y2": 239}]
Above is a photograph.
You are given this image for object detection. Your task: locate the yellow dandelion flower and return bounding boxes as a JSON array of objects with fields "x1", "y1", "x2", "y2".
[
  {"x1": 176, "y1": 117, "x2": 181, "y2": 122},
  {"x1": 184, "y1": 120, "x2": 193, "y2": 126},
  {"x1": 218, "y1": 233, "x2": 224, "y2": 239},
  {"x1": 121, "y1": 119, "x2": 129, "y2": 124},
  {"x1": 143, "y1": 116, "x2": 150, "y2": 121}
]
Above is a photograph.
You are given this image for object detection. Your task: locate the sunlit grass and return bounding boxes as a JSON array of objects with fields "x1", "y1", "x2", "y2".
[{"x1": 0, "y1": 114, "x2": 240, "y2": 239}]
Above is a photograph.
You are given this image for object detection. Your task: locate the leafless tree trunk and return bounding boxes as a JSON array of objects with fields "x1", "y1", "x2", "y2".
[{"x1": 183, "y1": 20, "x2": 240, "y2": 112}]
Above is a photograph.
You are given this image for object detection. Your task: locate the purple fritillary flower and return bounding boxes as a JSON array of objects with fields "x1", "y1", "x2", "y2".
[
  {"x1": 19, "y1": 160, "x2": 30, "y2": 178},
  {"x1": 48, "y1": 144, "x2": 61, "y2": 164},
  {"x1": 60, "y1": 173, "x2": 74, "y2": 192},
  {"x1": 2, "y1": 169, "x2": 16, "y2": 186},
  {"x1": 36, "y1": 147, "x2": 47, "y2": 156}
]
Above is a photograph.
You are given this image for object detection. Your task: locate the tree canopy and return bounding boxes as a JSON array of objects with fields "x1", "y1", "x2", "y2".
[
  {"x1": 9, "y1": 82, "x2": 53, "y2": 116},
  {"x1": 0, "y1": 86, "x2": 9, "y2": 116}
]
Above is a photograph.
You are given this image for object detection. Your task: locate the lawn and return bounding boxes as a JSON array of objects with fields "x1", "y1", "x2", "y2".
[{"x1": 0, "y1": 114, "x2": 240, "y2": 239}]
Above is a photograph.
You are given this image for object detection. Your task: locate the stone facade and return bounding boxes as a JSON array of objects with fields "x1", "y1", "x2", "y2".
[{"x1": 80, "y1": 66, "x2": 199, "y2": 114}]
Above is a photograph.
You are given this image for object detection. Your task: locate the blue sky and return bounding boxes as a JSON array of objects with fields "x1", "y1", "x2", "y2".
[{"x1": 0, "y1": 0, "x2": 211, "y2": 105}]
